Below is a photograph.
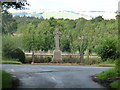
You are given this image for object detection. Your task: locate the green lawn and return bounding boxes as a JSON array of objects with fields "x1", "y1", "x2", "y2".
[
  {"x1": 0, "y1": 70, "x2": 12, "y2": 88},
  {"x1": 98, "y1": 64, "x2": 115, "y2": 67},
  {"x1": 97, "y1": 59, "x2": 116, "y2": 67},
  {"x1": 0, "y1": 60, "x2": 22, "y2": 64}
]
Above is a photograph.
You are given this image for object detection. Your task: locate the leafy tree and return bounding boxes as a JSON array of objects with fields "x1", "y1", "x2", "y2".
[
  {"x1": 2, "y1": 11, "x2": 17, "y2": 35},
  {"x1": 2, "y1": 35, "x2": 25, "y2": 63},
  {"x1": 36, "y1": 21, "x2": 54, "y2": 51},
  {"x1": 1, "y1": 0, "x2": 29, "y2": 10},
  {"x1": 92, "y1": 16, "x2": 104, "y2": 22},
  {"x1": 71, "y1": 18, "x2": 88, "y2": 62},
  {"x1": 2, "y1": 35, "x2": 16, "y2": 58}
]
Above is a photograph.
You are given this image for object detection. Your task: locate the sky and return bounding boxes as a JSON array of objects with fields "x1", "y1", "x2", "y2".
[{"x1": 25, "y1": 0, "x2": 120, "y2": 12}]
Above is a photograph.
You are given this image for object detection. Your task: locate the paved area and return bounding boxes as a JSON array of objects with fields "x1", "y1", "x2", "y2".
[{"x1": 2, "y1": 64, "x2": 113, "y2": 88}]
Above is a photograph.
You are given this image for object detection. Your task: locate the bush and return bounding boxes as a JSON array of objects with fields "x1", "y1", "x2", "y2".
[
  {"x1": 83, "y1": 57, "x2": 101, "y2": 64},
  {"x1": 25, "y1": 56, "x2": 52, "y2": 63},
  {"x1": 100, "y1": 59, "x2": 116, "y2": 64},
  {"x1": 44, "y1": 57, "x2": 52, "y2": 62},
  {"x1": 95, "y1": 37, "x2": 118, "y2": 61},
  {"x1": 62, "y1": 57, "x2": 80, "y2": 63},
  {"x1": 11, "y1": 48, "x2": 25, "y2": 63}
]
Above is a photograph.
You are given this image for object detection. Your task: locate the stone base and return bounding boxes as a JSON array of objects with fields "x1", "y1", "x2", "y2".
[{"x1": 52, "y1": 50, "x2": 62, "y2": 63}]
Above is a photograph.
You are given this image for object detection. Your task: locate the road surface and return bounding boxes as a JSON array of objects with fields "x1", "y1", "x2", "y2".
[{"x1": 2, "y1": 64, "x2": 112, "y2": 88}]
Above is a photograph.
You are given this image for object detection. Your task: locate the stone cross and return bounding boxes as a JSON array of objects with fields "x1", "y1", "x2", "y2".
[
  {"x1": 53, "y1": 28, "x2": 61, "y2": 50},
  {"x1": 52, "y1": 28, "x2": 62, "y2": 62}
]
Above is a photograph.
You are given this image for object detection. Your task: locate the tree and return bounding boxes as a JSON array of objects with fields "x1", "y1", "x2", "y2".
[
  {"x1": 92, "y1": 16, "x2": 104, "y2": 22},
  {"x1": 2, "y1": 35, "x2": 25, "y2": 63},
  {"x1": 71, "y1": 18, "x2": 88, "y2": 63},
  {"x1": 36, "y1": 21, "x2": 54, "y2": 51},
  {"x1": 1, "y1": 0, "x2": 29, "y2": 10},
  {"x1": 2, "y1": 11, "x2": 17, "y2": 35},
  {"x1": 1, "y1": 0, "x2": 29, "y2": 35}
]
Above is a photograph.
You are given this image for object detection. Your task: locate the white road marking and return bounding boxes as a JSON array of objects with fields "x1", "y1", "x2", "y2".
[{"x1": 51, "y1": 77, "x2": 56, "y2": 81}]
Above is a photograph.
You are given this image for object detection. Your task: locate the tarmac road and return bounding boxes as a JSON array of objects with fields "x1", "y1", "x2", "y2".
[{"x1": 2, "y1": 64, "x2": 113, "y2": 88}]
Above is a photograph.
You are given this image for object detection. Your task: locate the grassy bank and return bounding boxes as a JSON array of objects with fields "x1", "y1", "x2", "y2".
[
  {"x1": 97, "y1": 59, "x2": 116, "y2": 67},
  {"x1": 0, "y1": 60, "x2": 22, "y2": 64},
  {"x1": 95, "y1": 67, "x2": 120, "y2": 89},
  {"x1": 0, "y1": 70, "x2": 12, "y2": 88},
  {"x1": 97, "y1": 64, "x2": 115, "y2": 67}
]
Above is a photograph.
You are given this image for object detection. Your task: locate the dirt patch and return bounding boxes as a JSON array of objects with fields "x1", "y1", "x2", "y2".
[
  {"x1": 91, "y1": 75, "x2": 120, "y2": 89},
  {"x1": 31, "y1": 63, "x2": 91, "y2": 66}
]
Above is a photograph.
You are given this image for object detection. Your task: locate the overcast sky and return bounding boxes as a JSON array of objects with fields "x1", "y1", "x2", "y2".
[{"x1": 25, "y1": 0, "x2": 120, "y2": 12}]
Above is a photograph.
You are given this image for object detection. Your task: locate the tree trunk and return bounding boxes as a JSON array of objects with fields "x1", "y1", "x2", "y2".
[
  {"x1": 87, "y1": 51, "x2": 90, "y2": 61},
  {"x1": 32, "y1": 51, "x2": 35, "y2": 63},
  {"x1": 80, "y1": 52, "x2": 84, "y2": 63}
]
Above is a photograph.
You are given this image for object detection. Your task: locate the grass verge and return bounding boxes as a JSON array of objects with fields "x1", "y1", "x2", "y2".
[
  {"x1": 93, "y1": 68, "x2": 120, "y2": 90},
  {"x1": 0, "y1": 70, "x2": 12, "y2": 88},
  {"x1": 110, "y1": 80, "x2": 120, "y2": 89},
  {"x1": 0, "y1": 60, "x2": 22, "y2": 64},
  {"x1": 97, "y1": 68, "x2": 119, "y2": 79},
  {"x1": 98, "y1": 64, "x2": 115, "y2": 67}
]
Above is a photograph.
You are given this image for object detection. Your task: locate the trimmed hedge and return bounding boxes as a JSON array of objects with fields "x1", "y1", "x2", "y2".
[{"x1": 11, "y1": 48, "x2": 25, "y2": 63}]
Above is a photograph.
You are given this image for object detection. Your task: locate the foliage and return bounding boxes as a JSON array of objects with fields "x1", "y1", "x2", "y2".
[
  {"x1": 62, "y1": 57, "x2": 80, "y2": 63},
  {"x1": 2, "y1": 11, "x2": 17, "y2": 35},
  {"x1": 92, "y1": 16, "x2": 104, "y2": 22},
  {"x1": 2, "y1": 35, "x2": 25, "y2": 63},
  {"x1": 25, "y1": 56, "x2": 52, "y2": 63},
  {"x1": 83, "y1": 57, "x2": 101, "y2": 65},
  {"x1": 100, "y1": 59, "x2": 116, "y2": 64},
  {"x1": 2, "y1": 35, "x2": 16, "y2": 58},
  {"x1": 15, "y1": 16, "x2": 118, "y2": 54},
  {"x1": 2, "y1": 14, "x2": 118, "y2": 63},
  {"x1": 10, "y1": 48, "x2": 25, "y2": 63},
  {"x1": 1, "y1": 0, "x2": 29, "y2": 10},
  {"x1": 95, "y1": 37, "x2": 118, "y2": 61},
  {"x1": 1, "y1": 70, "x2": 12, "y2": 88}
]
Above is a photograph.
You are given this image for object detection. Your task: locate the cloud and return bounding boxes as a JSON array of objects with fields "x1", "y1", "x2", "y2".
[{"x1": 25, "y1": 0, "x2": 120, "y2": 11}]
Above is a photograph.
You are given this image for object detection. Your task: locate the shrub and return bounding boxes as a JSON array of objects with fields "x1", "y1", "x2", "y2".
[
  {"x1": 25, "y1": 56, "x2": 52, "y2": 63},
  {"x1": 100, "y1": 59, "x2": 116, "y2": 64},
  {"x1": 44, "y1": 57, "x2": 52, "y2": 62},
  {"x1": 83, "y1": 57, "x2": 101, "y2": 64},
  {"x1": 95, "y1": 37, "x2": 118, "y2": 61},
  {"x1": 11, "y1": 48, "x2": 25, "y2": 63},
  {"x1": 62, "y1": 57, "x2": 80, "y2": 63}
]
